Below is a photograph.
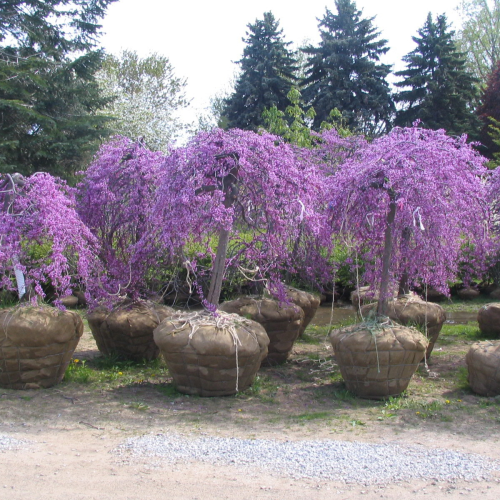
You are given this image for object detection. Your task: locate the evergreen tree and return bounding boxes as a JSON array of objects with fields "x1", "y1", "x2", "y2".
[
  {"x1": 222, "y1": 12, "x2": 298, "y2": 131},
  {"x1": 394, "y1": 13, "x2": 480, "y2": 137},
  {"x1": 301, "y1": 0, "x2": 394, "y2": 136},
  {"x1": 0, "y1": 0, "x2": 116, "y2": 180},
  {"x1": 477, "y1": 60, "x2": 500, "y2": 159}
]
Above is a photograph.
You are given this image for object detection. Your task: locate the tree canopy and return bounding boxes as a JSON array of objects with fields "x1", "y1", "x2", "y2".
[
  {"x1": 394, "y1": 13, "x2": 480, "y2": 137},
  {"x1": 97, "y1": 50, "x2": 190, "y2": 151},
  {"x1": 222, "y1": 12, "x2": 298, "y2": 131},
  {"x1": 0, "y1": 0, "x2": 116, "y2": 180},
  {"x1": 457, "y1": 0, "x2": 500, "y2": 85},
  {"x1": 327, "y1": 126, "x2": 490, "y2": 314},
  {"x1": 301, "y1": 0, "x2": 394, "y2": 136},
  {"x1": 477, "y1": 60, "x2": 500, "y2": 159}
]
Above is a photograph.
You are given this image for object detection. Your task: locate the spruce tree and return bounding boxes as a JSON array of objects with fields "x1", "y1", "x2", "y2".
[
  {"x1": 394, "y1": 13, "x2": 480, "y2": 137},
  {"x1": 222, "y1": 12, "x2": 298, "y2": 131},
  {"x1": 301, "y1": 0, "x2": 394, "y2": 136},
  {"x1": 0, "y1": 0, "x2": 116, "y2": 180}
]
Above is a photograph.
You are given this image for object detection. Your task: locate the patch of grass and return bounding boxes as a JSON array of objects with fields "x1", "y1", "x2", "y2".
[
  {"x1": 63, "y1": 355, "x2": 170, "y2": 387},
  {"x1": 440, "y1": 322, "x2": 483, "y2": 340},
  {"x1": 291, "y1": 411, "x2": 331, "y2": 421},
  {"x1": 128, "y1": 401, "x2": 149, "y2": 411},
  {"x1": 156, "y1": 384, "x2": 182, "y2": 398},
  {"x1": 239, "y1": 374, "x2": 280, "y2": 403},
  {"x1": 64, "y1": 359, "x2": 93, "y2": 383},
  {"x1": 441, "y1": 296, "x2": 494, "y2": 313}
]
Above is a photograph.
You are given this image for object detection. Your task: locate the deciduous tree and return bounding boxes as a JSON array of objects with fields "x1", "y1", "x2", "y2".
[{"x1": 97, "y1": 51, "x2": 190, "y2": 151}]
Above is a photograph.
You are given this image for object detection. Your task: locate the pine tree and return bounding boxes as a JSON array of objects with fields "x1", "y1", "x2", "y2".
[
  {"x1": 477, "y1": 60, "x2": 500, "y2": 159},
  {"x1": 394, "y1": 13, "x2": 480, "y2": 137},
  {"x1": 222, "y1": 12, "x2": 298, "y2": 131},
  {"x1": 301, "y1": 0, "x2": 394, "y2": 136},
  {"x1": 0, "y1": 0, "x2": 116, "y2": 180}
]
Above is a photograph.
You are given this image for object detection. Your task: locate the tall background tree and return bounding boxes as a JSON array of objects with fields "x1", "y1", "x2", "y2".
[
  {"x1": 301, "y1": 0, "x2": 394, "y2": 136},
  {"x1": 477, "y1": 60, "x2": 500, "y2": 161},
  {"x1": 394, "y1": 13, "x2": 480, "y2": 137},
  {"x1": 222, "y1": 12, "x2": 298, "y2": 131},
  {"x1": 97, "y1": 51, "x2": 190, "y2": 151},
  {"x1": 456, "y1": 0, "x2": 500, "y2": 86},
  {"x1": 0, "y1": 0, "x2": 116, "y2": 180}
]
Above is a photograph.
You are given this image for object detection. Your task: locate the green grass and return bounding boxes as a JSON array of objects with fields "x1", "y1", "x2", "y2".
[
  {"x1": 63, "y1": 355, "x2": 170, "y2": 387},
  {"x1": 290, "y1": 411, "x2": 331, "y2": 421},
  {"x1": 441, "y1": 296, "x2": 495, "y2": 313}
]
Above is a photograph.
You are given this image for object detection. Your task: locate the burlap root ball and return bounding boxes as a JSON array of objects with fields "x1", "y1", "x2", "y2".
[
  {"x1": 477, "y1": 303, "x2": 500, "y2": 337},
  {"x1": 219, "y1": 297, "x2": 304, "y2": 365},
  {"x1": 329, "y1": 323, "x2": 428, "y2": 399},
  {"x1": 87, "y1": 300, "x2": 174, "y2": 361},
  {"x1": 154, "y1": 310, "x2": 269, "y2": 397},
  {"x1": 361, "y1": 295, "x2": 446, "y2": 358},
  {"x1": 466, "y1": 341, "x2": 500, "y2": 396},
  {"x1": 0, "y1": 306, "x2": 83, "y2": 389},
  {"x1": 457, "y1": 287, "x2": 480, "y2": 300},
  {"x1": 286, "y1": 287, "x2": 321, "y2": 337}
]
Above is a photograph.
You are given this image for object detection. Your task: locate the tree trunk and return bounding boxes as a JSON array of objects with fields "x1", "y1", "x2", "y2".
[
  {"x1": 206, "y1": 228, "x2": 230, "y2": 306},
  {"x1": 377, "y1": 197, "x2": 397, "y2": 317}
]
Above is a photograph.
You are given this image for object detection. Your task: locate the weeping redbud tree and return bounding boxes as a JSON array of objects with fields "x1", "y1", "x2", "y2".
[
  {"x1": 328, "y1": 126, "x2": 490, "y2": 317},
  {"x1": 0, "y1": 172, "x2": 97, "y2": 305},
  {"x1": 77, "y1": 136, "x2": 167, "y2": 303},
  {"x1": 143, "y1": 128, "x2": 332, "y2": 311}
]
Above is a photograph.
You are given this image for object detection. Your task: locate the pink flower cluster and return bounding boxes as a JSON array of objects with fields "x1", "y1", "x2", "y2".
[
  {"x1": 1, "y1": 125, "x2": 496, "y2": 310},
  {"x1": 327, "y1": 126, "x2": 491, "y2": 296},
  {"x1": 0, "y1": 173, "x2": 97, "y2": 305}
]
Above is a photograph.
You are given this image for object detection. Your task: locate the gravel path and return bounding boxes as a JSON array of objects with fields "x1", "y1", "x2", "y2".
[
  {"x1": 0, "y1": 434, "x2": 28, "y2": 452},
  {"x1": 114, "y1": 433, "x2": 500, "y2": 485}
]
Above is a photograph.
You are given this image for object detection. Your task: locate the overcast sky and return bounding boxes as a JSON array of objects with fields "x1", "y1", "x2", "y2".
[{"x1": 100, "y1": 0, "x2": 464, "y2": 124}]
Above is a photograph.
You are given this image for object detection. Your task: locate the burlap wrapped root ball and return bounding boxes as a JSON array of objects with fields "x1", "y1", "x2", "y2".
[
  {"x1": 329, "y1": 323, "x2": 428, "y2": 399},
  {"x1": 153, "y1": 311, "x2": 269, "y2": 397},
  {"x1": 477, "y1": 303, "x2": 500, "y2": 337},
  {"x1": 87, "y1": 300, "x2": 174, "y2": 361},
  {"x1": 286, "y1": 287, "x2": 321, "y2": 337},
  {"x1": 466, "y1": 341, "x2": 500, "y2": 396},
  {"x1": 219, "y1": 297, "x2": 304, "y2": 365},
  {"x1": 0, "y1": 306, "x2": 83, "y2": 389},
  {"x1": 361, "y1": 295, "x2": 446, "y2": 358}
]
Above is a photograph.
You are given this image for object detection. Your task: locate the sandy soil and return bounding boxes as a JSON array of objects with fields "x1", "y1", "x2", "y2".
[{"x1": 1, "y1": 315, "x2": 500, "y2": 499}]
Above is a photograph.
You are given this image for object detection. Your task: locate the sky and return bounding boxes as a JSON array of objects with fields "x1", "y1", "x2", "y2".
[{"x1": 100, "y1": 0, "x2": 464, "y2": 125}]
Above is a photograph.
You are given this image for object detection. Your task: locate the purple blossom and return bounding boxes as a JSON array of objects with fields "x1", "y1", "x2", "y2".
[
  {"x1": 327, "y1": 126, "x2": 491, "y2": 305},
  {"x1": 0, "y1": 172, "x2": 97, "y2": 304},
  {"x1": 77, "y1": 136, "x2": 167, "y2": 304}
]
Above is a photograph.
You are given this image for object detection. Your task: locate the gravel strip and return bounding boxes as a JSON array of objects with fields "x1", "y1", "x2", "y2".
[
  {"x1": 0, "y1": 434, "x2": 28, "y2": 452},
  {"x1": 114, "y1": 433, "x2": 500, "y2": 484}
]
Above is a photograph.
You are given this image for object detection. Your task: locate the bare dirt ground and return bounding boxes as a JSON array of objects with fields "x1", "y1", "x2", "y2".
[{"x1": 1, "y1": 308, "x2": 500, "y2": 500}]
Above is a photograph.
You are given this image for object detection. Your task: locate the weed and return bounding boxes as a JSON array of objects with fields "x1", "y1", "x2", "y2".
[
  {"x1": 64, "y1": 359, "x2": 93, "y2": 383},
  {"x1": 333, "y1": 388, "x2": 356, "y2": 401},
  {"x1": 128, "y1": 401, "x2": 149, "y2": 411},
  {"x1": 157, "y1": 384, "x2": 182, "y2": 398}
]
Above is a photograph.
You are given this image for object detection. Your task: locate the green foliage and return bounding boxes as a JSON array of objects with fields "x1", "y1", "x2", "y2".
[
  {"x1": 394, "y1": 14, "x2": 480, "y2": 138},
  {"x1": 301, "y1": 0, "x2": 394, "y2": 135},
  {"x1": 223, "y1": 12, "x2": 298, "y2": 130},
  {"x1": 477, "y1": 61, "x2": 500, "y2": 161},
  {"x1": 456, "y1": 0, "x2": 500, "y2": 85},
  {"x1": 97, "y1": 50, "x2": 190, "y2": 151},
  {"x1": 262, "y1": 87, "x2": 351, "y2": 147},
  {"x1": 0, "y1": 1, "x2": 116, "y2": 180}
]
